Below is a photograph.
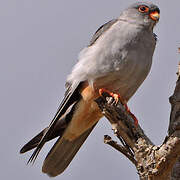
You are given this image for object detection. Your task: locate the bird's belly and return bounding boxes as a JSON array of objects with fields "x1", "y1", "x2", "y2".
[
  {"x1": 94, "y1": 57, "x2": 151, "y2": 101},
  {"x1": 64, "y1": 54, "x2": 152, "y2": 141}
]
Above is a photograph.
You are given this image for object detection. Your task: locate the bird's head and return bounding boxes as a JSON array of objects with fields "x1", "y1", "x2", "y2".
[{"x1": 119, "y1": 2, "x2": 160, "y2": 29}]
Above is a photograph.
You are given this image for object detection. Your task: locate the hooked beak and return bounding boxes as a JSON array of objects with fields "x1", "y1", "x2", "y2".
[{"x1": 149, "y1": 11, "x2": 160, "y2": 21}]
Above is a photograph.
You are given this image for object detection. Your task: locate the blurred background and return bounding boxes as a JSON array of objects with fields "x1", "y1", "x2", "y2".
[{"x1": 0, "y1": 0, "x2": 180, "y2": 179}]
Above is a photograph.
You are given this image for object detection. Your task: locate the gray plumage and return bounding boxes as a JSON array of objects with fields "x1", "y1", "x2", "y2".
[
  {"x1": 20, "y1": 2, "x2": 160, "y2": 177},
  {"x1": 89, "y1": 19, "x2": 118, "y2": 46},
  {"x1": 67, "y1": 2, "x2": 158, "y2": 101}
]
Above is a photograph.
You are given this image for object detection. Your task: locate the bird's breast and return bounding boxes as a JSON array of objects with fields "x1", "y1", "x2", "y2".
[
  {"x1": 93, "y1": 45, "x2": 153, "y2": 101},
  {"x1": 91, "y1": 25, "x2": 155, "y2": 101}
]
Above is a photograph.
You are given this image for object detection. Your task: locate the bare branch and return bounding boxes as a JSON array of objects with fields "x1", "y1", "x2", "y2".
[
  {"x1": 169, "y1": 60, "x2": 180, "y2": 180},
  {"x1": 95, "y1": 67, "x2": 180, "y2": 180},
  {"x1": 104, "y1": 135, "x2": 137, "y2": 165}
]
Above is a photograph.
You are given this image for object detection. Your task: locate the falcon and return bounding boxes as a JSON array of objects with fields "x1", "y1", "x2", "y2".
[{"x1": 20, "y1": 2, "x2": 160, "y2": 177}]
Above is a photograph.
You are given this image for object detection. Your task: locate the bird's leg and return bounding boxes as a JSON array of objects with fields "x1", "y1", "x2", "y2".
[
  {"x1": 124, "y1": 104, "x2": 138, "y2": 126},
  {"x1": 99, "y1": 88, "x2": 123, "y2": 104},
  {"x1": 99, "y1": 88, "x2": 138, "y2": 126}
]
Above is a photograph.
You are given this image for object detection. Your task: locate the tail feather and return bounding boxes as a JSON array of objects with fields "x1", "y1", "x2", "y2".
[{"x1": 42, "y1": 124, "x2": 97, "y2": 177}]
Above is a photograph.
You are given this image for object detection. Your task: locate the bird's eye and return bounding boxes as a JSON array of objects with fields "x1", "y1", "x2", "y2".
[{"x1": 138, "y1": 5, "x2": 149, "y2": 13}]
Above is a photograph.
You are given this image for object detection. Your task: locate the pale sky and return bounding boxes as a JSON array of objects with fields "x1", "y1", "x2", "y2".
[{"x1": 0, "y1": 0, "x2": 180, "y2": 179}]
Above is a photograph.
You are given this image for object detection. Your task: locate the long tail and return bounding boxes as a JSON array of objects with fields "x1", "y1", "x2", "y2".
[
  {"x1": 20, "y1": 81, "x2": 100, "y2": 176},
  {"x1": 42, "y1": 124, "x2": 96, "y2": 177}
]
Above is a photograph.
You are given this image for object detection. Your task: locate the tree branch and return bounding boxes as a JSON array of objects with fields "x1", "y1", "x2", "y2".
[
  {"x1": 95, "y1": 62, "x2": 180, "y2": 180},
  {"x1": 104, "y1": 135, "x2": 137, "y2": 165},
  {"x1": 169, "y1": 61, "x2": 180, "y2": 180}
]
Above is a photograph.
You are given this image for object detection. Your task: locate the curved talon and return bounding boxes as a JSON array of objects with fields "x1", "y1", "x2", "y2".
[
  {"x1": 112, "y1": 94, "x2": 119, "y2": 104},
  {"x1": 99, "y1": 88, "x2": 138, "y2": 126},
  {"x1": 99, "y1": 88, "x2": 122, "y2": 103}
]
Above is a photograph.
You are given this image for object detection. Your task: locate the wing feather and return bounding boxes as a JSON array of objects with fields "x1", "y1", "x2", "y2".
[
  {"x1": 89, "y1": 19, "x2": 118, "y2": 46},
  {"x1": 27, "y1": 82, "x2": 82, "y2": 164}
]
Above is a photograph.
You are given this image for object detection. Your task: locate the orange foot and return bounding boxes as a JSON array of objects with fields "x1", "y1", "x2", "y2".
[{"x1": 99, "y1": 88, "x2": 138, "y2": 126}]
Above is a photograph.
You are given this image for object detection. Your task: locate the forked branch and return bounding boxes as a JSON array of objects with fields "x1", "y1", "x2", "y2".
[{"x1": 95, "y1": 63, "x2": 180, "y2": 180}]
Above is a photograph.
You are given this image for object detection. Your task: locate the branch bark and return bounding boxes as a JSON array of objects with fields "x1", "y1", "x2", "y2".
[
  {"x1": 95, "y1": 63, "x2": 180, "y2": 180},
  {"x1": 168, "y1": 62, "x2": 180, "y2": 180}
]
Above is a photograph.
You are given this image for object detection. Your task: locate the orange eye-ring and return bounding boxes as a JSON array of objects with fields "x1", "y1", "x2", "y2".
[{"x1": 138, "y1": 5, "x2": 149, "y2": 13}]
